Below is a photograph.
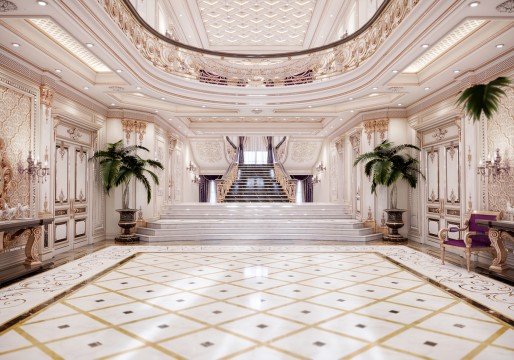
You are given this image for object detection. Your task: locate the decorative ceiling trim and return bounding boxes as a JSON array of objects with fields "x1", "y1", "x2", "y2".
[
  {"x1": 0, "y1": 1, "x2": 17, "y2": 12},
  {"x1": 101, "y1": 0, "x2": 419, "y2": 86},
  {"x1": 497, "y1": 0, "x2": 514, "y2": 13}
]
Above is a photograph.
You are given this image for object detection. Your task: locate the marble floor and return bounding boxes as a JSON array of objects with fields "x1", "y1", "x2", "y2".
[{"x1": 0, "y1": 247, "x2": 513, "y2": 359}]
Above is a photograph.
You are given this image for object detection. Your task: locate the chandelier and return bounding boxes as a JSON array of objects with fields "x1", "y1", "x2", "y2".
[
  {"x1": 477, "y1": 148, "x2": 510, "y2": 178},
  {"x1": 18, "y1": 151, "x2": 50, "y2": 183}
]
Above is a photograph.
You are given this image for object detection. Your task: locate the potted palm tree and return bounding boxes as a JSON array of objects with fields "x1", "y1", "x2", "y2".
[
  {"x1": 354, "y1": 140, "x2": 424, "y2": 242},
  {"x1": 91, "y1": 140, "x2": 163, "y2": 242},
  {"x1": 457, "y1": 76, "x2": 510, "y2": 122}
]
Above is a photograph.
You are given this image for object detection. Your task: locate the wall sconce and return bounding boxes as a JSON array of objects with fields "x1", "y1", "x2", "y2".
[
  {"x1": 186, "y1": 161, "x2": 197, "y2": 173},
  {"x1": 477, "y1": 148, "x2": 510, "y2": 179},
  {"x1": 315, "y1": 161, "x2": 326, "y2": 172},
  {"x1": 313, "y1": 174, "x2": 321, "y2": 184},
  {"x1": 18, "y1": 151, "x2": 50, "y2": 183},
  {"x1": 192, "y1": 175, "x2": 200, "y2": 184}
]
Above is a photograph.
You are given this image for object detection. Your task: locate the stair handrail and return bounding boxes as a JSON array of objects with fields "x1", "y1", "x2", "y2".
[
  {"x1": 215, "y1": 161, "x2": 239, "y2": 203},
  {"x1": 273, "y1": 149, "x2": 296, "y2": 203}
]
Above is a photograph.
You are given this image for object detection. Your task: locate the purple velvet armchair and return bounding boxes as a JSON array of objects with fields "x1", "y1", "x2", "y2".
[{"x1": 438, "y1": 210, "x2": 502, "y2": 271}]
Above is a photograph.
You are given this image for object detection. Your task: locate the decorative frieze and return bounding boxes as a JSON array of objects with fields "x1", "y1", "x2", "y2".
[
  {"x1": 121, "y1": 119, "x2": 147, "y2": 144},
  {"x1": 363, "y1": 119, "x2": 389, "y2": 145},
  {"x1": 0, "y1": 1, "x2": 16, "y2": 12}
]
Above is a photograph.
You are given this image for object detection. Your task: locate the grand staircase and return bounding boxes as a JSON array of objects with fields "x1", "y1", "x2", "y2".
[
  {"x1": 224, "y1": 164, "x2": 289, "y2": 203},
  {"x1": 137, "y1": 203, "x2": 383, "y2": 242}
]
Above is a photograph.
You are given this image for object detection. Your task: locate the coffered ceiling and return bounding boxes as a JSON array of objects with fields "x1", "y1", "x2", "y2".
[{"x1": 196, "y1": 0, "x2": 318, "y2": 47}]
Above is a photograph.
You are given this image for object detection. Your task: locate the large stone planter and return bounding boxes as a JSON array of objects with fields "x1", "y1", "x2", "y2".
[
  {"x1": 115, "y1": 209, "x2": 139, "y2": 243},
  {"x1": 383, "y1": 209, "x2": 406, "y2": 242}
]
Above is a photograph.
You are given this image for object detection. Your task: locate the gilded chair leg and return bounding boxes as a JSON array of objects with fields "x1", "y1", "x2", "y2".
[
  {"x1": 441, "y1": 245, "x2": 445, "y2": 265},
  {"x1": 465, "y1": 249, "x2": 471, "y2": 272}
]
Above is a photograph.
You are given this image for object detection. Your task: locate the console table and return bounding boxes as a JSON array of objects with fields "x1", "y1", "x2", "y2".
[
  {"x1": 476, "y1": 219, "x2": 514, "y2": 271},
  {"x1": 0, "y1": 217, "x2": 53, "y2": 265}
]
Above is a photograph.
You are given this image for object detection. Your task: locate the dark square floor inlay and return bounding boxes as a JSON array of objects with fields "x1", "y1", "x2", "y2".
[
  {"x1": 313, "y1": 341, "x2": 325, "y2": 347},
  {"x1": 95, "y1": 299, "x2": 105, "y2": 303},
  {"x1": 424, "y1": 341, "x2": 437, "y2": 347},
  {"x1": 176, "y1": 299, "x2": 185, "y2": 302},
  {"x1": 58, "y1": 324, "x2": 70, "y2": 329},
  {"x1": 366, "y1": 289, "x2": 375, "y2": 293},
  {"x1": 301, "y1": 310, "x2": 311, "y2": 314},
  {"x1": 146, "y1": 290, "x2": 154, "y2": 293},
  {"x1": 123, "y1": 310, "x2": 133, "y2": 314},
  {"x1": 220, "y1": 290, "x2": 228, "y2": 293},
  {"x1": 356, "y1": 324, "x2": 366, "y2": 328},
  {"x1": 201, "y1": 341, "x2": 214, "y2": 348},
  {"x1": 88, "y1": 342, "x2": 102, "y2": 348},
  {"x1": 256, "y1": 324, "x2": 268, "y2": 329},
  {"x1": 158, "y1": 324, "x2": 169, "y2": 329},
  {"x1": 417, "y1": 299, "x2": 426, "y2": 302},
  {"x1": 293, "y1": 290, "x2": 301, "y2": 293},
  {"x1": 389, "y1": 310, "x2": 399, "y2": 314},
  {"x1": 212, "y1": 310, "x2": 222, "y2": 314},
  {"x1": 454, "y1": 324, "x2": 465, "y2": 328},
  {"x1": 121, "y1": 282, "x2": 128, "y2": 285},
  {"x1": 337, "y1": 299, "x2": 346, "y2": 302}
]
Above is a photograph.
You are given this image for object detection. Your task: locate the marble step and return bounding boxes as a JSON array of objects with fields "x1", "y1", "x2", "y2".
[
  {"x1": 146, "y1": 219, "x2": 365, "y2": 230},
  {"x1": 137, "y1": 232, "x2": 382, "y2": 242}
]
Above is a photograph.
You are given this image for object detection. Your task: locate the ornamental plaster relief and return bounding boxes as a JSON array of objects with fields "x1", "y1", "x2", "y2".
[{"x1": 486, "y1": 86, "x2": 514, "y2": 212}]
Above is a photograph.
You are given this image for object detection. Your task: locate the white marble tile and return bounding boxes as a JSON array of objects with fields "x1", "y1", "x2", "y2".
[
  {"x1": 387, "y1": 291, "x2": 457, "y2": 311},
  {"x1": 271, "y1": 328, "x2": 367, "y2": 359},
  {"x1": 221, "y1": 313, "x2": 303, "y2": 342},
  {"x1": 0, "y1": 330, "x2": 31, "y2": 353},
  {"x1": 319, "y1": 313, "x2": 403, "y2": 342},
  {"x1": 45, "y1": 328, "x2": 145, "y2": 360},
  {"x1": 192, "y1": 283, "x2": 255, "y2": 300},
  {"x1": 266, "y1": 283, "x2": 327, "y2": 299},
  {"x1": 90, "y1": 302, "x2": 166, "y2": 325},
  {"x1": 443, "y1": 302, "x2": 500, "y2": 323},
  {"x1": 475, "y1": 345, "x2": 514, "y2": 360},
  {"x1": 352, "y1": 346, "x2": 423, "y2": 360},
  {"x1": 267, "y1": 270, "x2": 317, "y2": 282},
  {"x1": 267, "y1": 301, "x2": 342, "y2": 324},
  {"x1": 383, "y1": 328, "x2": 479, "y2": 359},
  {"x1": 339, "y1": 283, "x2": 403, "y2": 300},
  {"x1": 67, "y1": 284, "x2": 109, "y2": 299},
  {"x1": 20, "y1": 313, "x2": 106, "y2": 342},
  {"x1": 230, "y1": 277, "x2": 288, "y2": 290},
  {"x1": 308, "y1": 291, "x2": 376, "y2": 311},
  {"x1": 145, "y1": 292, "x2": 214, "y2": 311},
  {"x1": 417, "y1": 313, "x2": 504, "y2": 342},
  {"x1": 108, "y1": 346, "x2": 177, "y2": 359},
  {"x1": 164, "y1": 277, "x2": 220, "y2": 291},
  {"x1": 493, "y1": 329, "x2": 514, "y2": 349},
  {"x1": 178, "y1": 301, "x2": 255, "y2": 325},
  {"x1": 24, "y1": 303, "x2": 78, "y2": 324},
  {"x1": 0, "y1": 346, "x2": 52, "y2": 360},
  {"x1": 356, "y1": 301, "x2": 432, "y2": 324},
  {"x1": 159, "y1": 328, "x2": 255, "y2": 360},
  {"x1": 121, "y1": 313, "x2": 205, "y2": 342},
  {"x1": 227, "y1": 292, "x2": 295, "y2": 311},
  {"x1": 298, "y1": 276, "x2": 355, "y2": 290},
  {"x1": 95, "y1": 277, "x2": 154, "y2": 291},
  {"x1": 64, "y1": 292, "x2": 134, "y2": 312},
  {"x1": 118, "y1": 283, "x2": 181, "y2": 300},
  {"x1": 230, "y1": 346, "x2": 298, "y2": 360}
]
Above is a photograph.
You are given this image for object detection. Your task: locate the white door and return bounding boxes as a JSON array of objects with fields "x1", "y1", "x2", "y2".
[
  {"x1": 53, "y1": 138, "x2": 90, "y2": 254},
  {"x1": 425, "y1": 142, "x2": 462, "y2": 243}
]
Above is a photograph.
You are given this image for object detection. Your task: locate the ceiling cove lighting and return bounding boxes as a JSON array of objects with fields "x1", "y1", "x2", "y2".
[
  {"x1": 404, "y1": 19, "x2": 486, "y2": 74},
  {"x1": 496, "y1": 44, "x2": 504, "y2": 49},
  {"x1": 85, "y1": 42, "x2": 94, "y2": 48},
  {"x1": 12, "y1": 42, "x2": 20, "y2": 47},
  {"x1": 37, "y1": 1, "x2": 48, "y2": 6},
  {"x1": 55, "y1": 69, "x2": 62, "y2": 73},
  {"x1": 469, "y1": 1, "x2": 479, "y2": 7},
  {"x1": 29, "y1": 19, "x2": 111, "y2": 72}
]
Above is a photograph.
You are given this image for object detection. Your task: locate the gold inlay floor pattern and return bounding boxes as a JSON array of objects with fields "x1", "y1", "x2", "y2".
[{"x1": 1, "y1": 252, "x2": 513, "y2": 359}]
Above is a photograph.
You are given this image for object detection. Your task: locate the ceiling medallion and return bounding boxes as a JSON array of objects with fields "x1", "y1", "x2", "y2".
[
  {"x1": 0, "y1": 0, "x2": 17, "y2": 12},
  {"x1": 497, "y1": 0, "x2": 514, "y2": 12}
]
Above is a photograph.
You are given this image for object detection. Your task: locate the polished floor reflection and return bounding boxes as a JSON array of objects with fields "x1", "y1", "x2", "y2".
[{"x1": 1, "y1": 251, "x2": 513, "y2": 359}]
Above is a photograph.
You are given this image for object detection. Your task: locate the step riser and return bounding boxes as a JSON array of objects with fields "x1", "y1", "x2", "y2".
[
  {"x1": 138, "y1": 228, "x2": 373, "y2": 236},
  {"x1": 147, "y1": 224, "x2": 363, "y2": 230},
  {"x1": 138, "y1": 234, "x2": 383, "y2": 242}
]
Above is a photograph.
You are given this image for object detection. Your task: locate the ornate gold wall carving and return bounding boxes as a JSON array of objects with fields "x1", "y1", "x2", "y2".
[
  {"x1": 121, "y1": 119, "x2": 147, "y2": 144},
  {"x1": 487, "y1": 87, "x2": 514, "y2": 211},
  {"x1": 0, "y1": 84, "x2": 31, "y2": 208},
  {"x1": 363, "y1": 119, "x2": 389, "y2": 145}
]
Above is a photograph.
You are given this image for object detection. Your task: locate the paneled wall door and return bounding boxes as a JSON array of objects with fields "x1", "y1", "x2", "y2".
[
  {"x1": 422, "y1": 123, "x2": 462, "y2": 245},
  {"x1": 53, "y1": 125, "x2": 92, "y2": 254}
]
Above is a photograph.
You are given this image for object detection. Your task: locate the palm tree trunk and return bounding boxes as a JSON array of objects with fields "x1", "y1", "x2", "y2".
[
  {"x1": 122, "y1": 179, "x2": 130, "y2": 209},
  {"x1": 390, "y1": 183, "x2": 398, "y2": 209}
]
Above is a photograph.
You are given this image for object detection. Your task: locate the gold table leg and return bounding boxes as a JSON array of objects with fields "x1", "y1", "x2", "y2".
[
  {"x1": 489, "y1": 229, "x2": 509, "y2": 271},
  {"x1": 24, "y1": 226, "x2": 42, "y2": 265}
]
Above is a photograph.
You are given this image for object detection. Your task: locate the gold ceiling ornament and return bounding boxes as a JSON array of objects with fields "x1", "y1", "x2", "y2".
[
  {"x1": 100, "y1": 0, "x2": 418, "y2": 87},
  {"x1": 39, "y1": 85, "x2": 54, "y2": 107}
]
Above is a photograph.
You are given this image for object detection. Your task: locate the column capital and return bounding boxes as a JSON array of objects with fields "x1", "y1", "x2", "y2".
[{"x1": 39, "y1": 85, "x2": 54, "y2": 107}]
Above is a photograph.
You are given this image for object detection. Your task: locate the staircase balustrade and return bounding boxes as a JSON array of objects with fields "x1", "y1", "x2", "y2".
[
  {"x1": 215, "y1": 162, "x2": 239, "y2": 203},
  {"x1": 273, "y1": 162, "x2": 297, "y2": 203}
]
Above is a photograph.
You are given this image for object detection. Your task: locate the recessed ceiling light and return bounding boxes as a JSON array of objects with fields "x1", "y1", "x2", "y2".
[
  {"x1": 136, "y1": 86, "x2": 141, "y2": 90},
  {"x1": 202, "y1": 105, "x2": 206, "y2": 108},
  {"x1": 398, "y1": 103, "x2": 402, "y2": 106},
  {"x1": 421, "y1": 44, "x2": 430, "y2": 48},
  {"x1": 161, "y1": 97, "x2": 165, "y2": 100},
  {"x1": 348, "y1": 97, "x2": 353, "y2": 100},
  {"x1": 308, "y1": 105, "x2": 312, "y2": 108},
  {"x1": 424, "y1": 87, "x2": 431, "y2": 91},
  {"x1": 85, "y1": 42, "x2": 94, "y2": 48},
  {"x1": 392, "y1": 70, "x2": 399, "y2": 74},
  {"x1": 115, "y1": 69, "x2": 122, "y2": 73},
  {"x1": 372, "y1": 87, "x2": 378, "y2": 90},
  {"x1": 55, "y1": 69, "x2": 62, "y2": 73},
  {"x1": 350, "y1": 110, "x2": 354, "y2": 113},
  {"x1": 469, "y1": 1, "x2": 479, "y2": 7},
  {"x1": 12, "y1": 43, "x2": 20, "y2": 47},
  {"x1": 83, "y1": 86, "x2": 89, "y2": 90},
  {"x1": 37, "y1": 1, "x2": 48, "y2": 6},
  {"x1": 155, "y1": 110, "x2": 158, "y2": 113},
  {"x1": 496, "y1": 44, "x2": 504, "y2": 49},
  {"x1": 110, "y1": 103, "x2": 115, "y2": 106},
  {"x1": 453, "y1": 69, "x2": 460, "y2": 73}
]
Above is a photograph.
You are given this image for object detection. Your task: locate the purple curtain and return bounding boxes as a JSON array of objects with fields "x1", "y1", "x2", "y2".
[
  {"x1": 291, "y1": 175, "x2": 313, "y2": 203},
  {"x1": 238, "y1": 136, "x2": 245, "y2": 164},
  {"x1": 267, "y1": 136, "x2": 274, "y2": 164},
  {"x1": 199, "y1": 175, "x2": 208, "y2": 202}
]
